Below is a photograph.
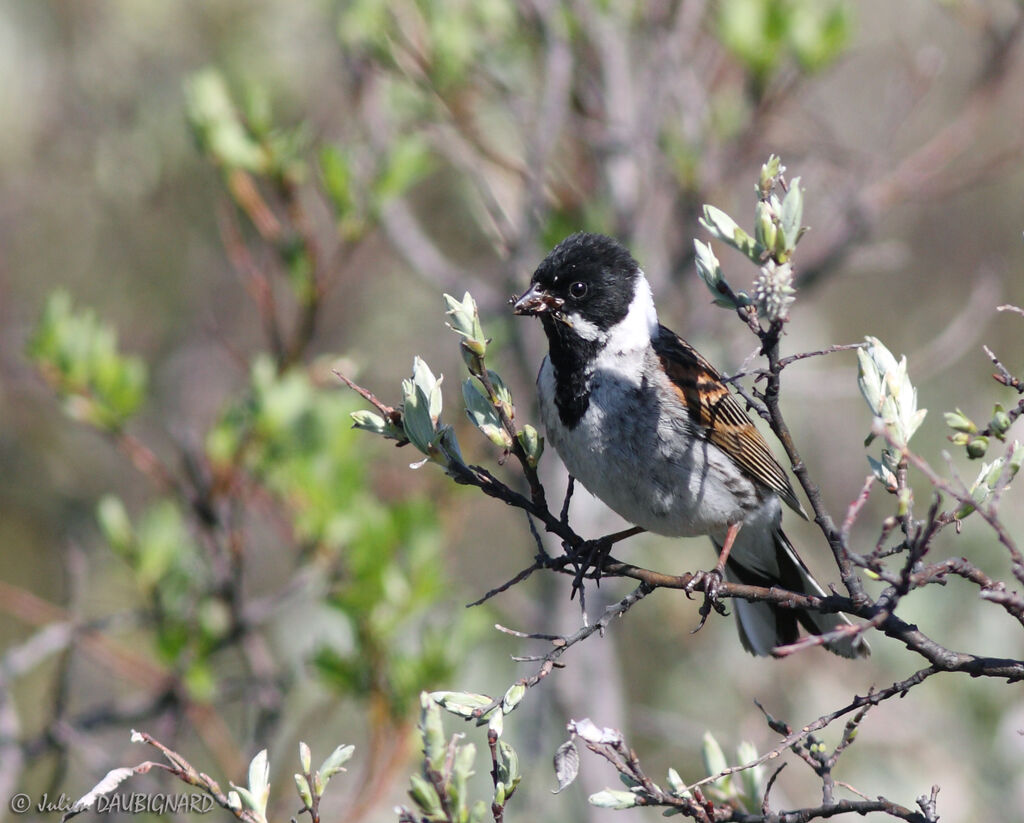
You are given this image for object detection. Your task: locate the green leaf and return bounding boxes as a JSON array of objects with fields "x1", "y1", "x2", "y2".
[
  {"x1": 779, "y1": 177, "x2": 803, "y2": 250},
  {"x1": 182, "y1": 659, "x2": 217, "y2": 702},
  {"x1": 759, "y1": 154, "x2": 783, "y2": 194},
  {"x1": 501, "y1": 683, "x2": 526, "y2": 714},
  {"x1": 717, "y1": 0, "x2": 782, "y2": 82},
  {"x1": 402, "y1": 357, "x2": 444, "y2": 458},
  {"x1": 432, "y1": 691, "x2": 495, "y2": 719},
  {"x1": 414, "y1": 357, "x2": 443, "y2": 423},
  {"x1": 338, "y1": 0, "x2": 394, "y2": 54},
  {"x1": 444, "y1": 292, "x2": 487, "y2": 356},
  {"x1": 488, "y1": 709, "x2": 504, "y2": 737},
  {"x1": 27, "y1": 290, "x2": 147, "y2": 430},
  {"x1": 701, "y1": 731, "x2": 732, "y2": 796},
  {"x1": 241, "y1": 81, "x2": 272, "y2": 138},
  {"x1": 408, "y1": 773, "x2": 443, "y2": 818},
  {"x1": 420, "y1": 693, "x2": 448, "y2": 770},
  {"x1": 320, "y1": 144, "x2": 366, "y2": 239},
  {"x1": 373, "y1": 135, "x2": 434, "y2": 207},
  {"x1": 463, "y1": 379, "x2": 512, "y2": 449},
  {"x1": 497, "y1": 740, "x2": 520, "y2": 796},
  {"x1": 944, "y1": 409, "x2": 977, "y2": 434},
  {"x1": 666, "y1": 767, "x2": 690, "y2": 798},
  {"x1": 134, "y1": 502, "x2": 191, "y2": 589},
  {"x1": 230, "y1": 749, "x2": 269, "y2": 822},
  {"x1": 281, "y1": 236, "x2": 315, "y2": 302},
  {"x1": 517, "y1": 425, "x2": 544, "y2": 467},
  {"x1": 294, "y1": 774, "x2": 313, "y2": 809},
  {"x1": 349, "y1": 408, "x2": 385, "y2": 431},
  {"x1": 429, "y1": 8, "x2": 476, "y2": 89},
  {"x1": 589, "y1": 789, "x2": 639, "y2": 809},
  {"x1": 858, "y1": 336, "x2": 926, "y2": 448},
  {"x1": 436, "y1": 425, "x2": 465, "y2": 470},
  {"x1": 228, "y1": 785, "x2": 256, "y2": 813},
  {"x1": 183, "y1": 68, "x2": 267, "y2": 173},
  {"x1": 699, "y1": 205, "x2": 762, "y2": 261},
  {"x1": 990, "y1": 404, "x2": 1012, "y2": 439},
  {"x1": 319, "y1": 744, "x2": 355, "y2": 783},
  {"x1": 96, "y1": 495, "x2": 133, "y2": 555},
  {"x1": 789, "y1": 1, "x2": 852, "y2": 71},
  {"x1": 693, "y1": 239, "x2": 728, "y2": 305},
  {"x1": 736, "y1": 740, "x2": 763, "y2": 810},
  {"x1": 754, "y1": 200, "x2": 777, "y2": 252},
  {"x1": 197, "y1": 598, "x2": 231, "y2": 643},
  {"x1": 966, "y1": 436, "x2": 989, "y2": 459},
  {"x1": 247, "y1": 749, "x2": 270, "y2": 818},
  {"x1": 452, "y1": 742, "x2": 476, "y2": 811},
  {"x1": 867, "y1": 454, "x2": 897, "y2": 492}
]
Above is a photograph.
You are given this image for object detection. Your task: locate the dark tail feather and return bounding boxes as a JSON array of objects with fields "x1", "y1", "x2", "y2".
[{"x1": 718, "y1": 528, "x2": 870, "y2": 659}]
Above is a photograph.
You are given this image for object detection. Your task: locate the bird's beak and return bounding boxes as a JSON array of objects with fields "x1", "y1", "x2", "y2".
[{"x1": 512, "y1": 283, "x2": 563, "y2": 316}]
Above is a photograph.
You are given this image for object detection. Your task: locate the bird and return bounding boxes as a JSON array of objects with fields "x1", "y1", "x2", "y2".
[{"x1": 512, "y1": 232, "x2": 868, "y2": 658}]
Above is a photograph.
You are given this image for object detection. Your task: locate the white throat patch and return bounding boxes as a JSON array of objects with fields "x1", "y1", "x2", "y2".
[{"x1": 564, "y1": 314, "x2": 603, "y2": 341}]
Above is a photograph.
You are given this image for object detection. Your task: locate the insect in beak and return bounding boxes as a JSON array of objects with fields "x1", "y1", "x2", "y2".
[{"x1": 512, "y1": 283, "x2": 564, "y2": 316}]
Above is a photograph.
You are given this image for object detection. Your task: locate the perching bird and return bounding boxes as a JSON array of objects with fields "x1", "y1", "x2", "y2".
[{"x1": 513, "y1": 232, "x2": 868, "y2": 658}]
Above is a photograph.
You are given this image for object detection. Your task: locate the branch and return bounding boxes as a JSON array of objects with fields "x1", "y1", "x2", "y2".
[
  {"x1": 759, "y1": 324, "x2": 867, "y2": 602},
  {"x1": 570, "y1": 668, "x2": 941, "y2": 821},
  {"x1": 463, "y1": 584, "x2": 655, "y2": 722}
]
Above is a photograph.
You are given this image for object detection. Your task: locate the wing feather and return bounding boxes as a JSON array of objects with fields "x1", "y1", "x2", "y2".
[{"x1": 653, "y1": 326, "x2": 806, "y2": 517}]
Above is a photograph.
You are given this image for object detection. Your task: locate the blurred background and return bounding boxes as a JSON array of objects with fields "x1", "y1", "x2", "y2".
[{"x1": 2, "y1": 1, "x2": 1024, "y2": 821}]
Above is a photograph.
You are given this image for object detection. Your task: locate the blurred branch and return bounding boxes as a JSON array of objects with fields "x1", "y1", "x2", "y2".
[
  {"x1": 279, "y1": 178, "x2": 325, "y2": 368},
  {"x1": 908, "y1": 273, "x2": 1002, "y2": 380},
  {"x1": 217, "y1": 200, "x2": 286, "y2": 362},
  {"x1": 504, "y1": 0, "x2": 574, "y2": 281},
  {"x1": 380, "y1": 200, "x2": 504, "y2": 310},
  {"x1": 0, "y1": 582, "x2": 167, "y2": 690},
  {"x1": 800, "y1": 9, "x2": 1024, "y2": 288}
]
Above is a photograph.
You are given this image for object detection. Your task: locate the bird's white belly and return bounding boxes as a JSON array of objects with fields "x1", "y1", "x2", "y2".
[{"x1": 538, "y1": 357, "x2": 758, "y2": 538}]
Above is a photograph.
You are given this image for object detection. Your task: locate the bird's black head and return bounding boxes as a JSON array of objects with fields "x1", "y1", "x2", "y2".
[{"x1": 512, "y1": 233, "x2": 641, "y2": 340}]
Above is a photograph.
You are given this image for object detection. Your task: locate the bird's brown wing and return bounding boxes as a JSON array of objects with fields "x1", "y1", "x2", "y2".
[{"x1": 653, "y1": 325, "x2": 806, "y2": 517}]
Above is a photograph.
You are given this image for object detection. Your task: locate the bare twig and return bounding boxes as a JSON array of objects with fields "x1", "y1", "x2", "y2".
[{"x1": 467, "y1": 584, "x2": 654, "y2": 722}]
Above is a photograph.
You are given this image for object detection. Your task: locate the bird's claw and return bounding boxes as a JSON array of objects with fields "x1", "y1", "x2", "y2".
[
  {"x1": 567, "y1": 537, "x2": 613, "y2": 599},
  {"x1": 686, "y1": 568, "x2": 729, "y2": 634},
  {"x1": 685, "y1": 567, "x2": 725, "y2": 599}
]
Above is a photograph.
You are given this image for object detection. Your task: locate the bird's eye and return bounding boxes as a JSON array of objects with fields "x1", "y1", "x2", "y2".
[{"x1": 569, "y1": 281, "x2": 588, "y2": 299}]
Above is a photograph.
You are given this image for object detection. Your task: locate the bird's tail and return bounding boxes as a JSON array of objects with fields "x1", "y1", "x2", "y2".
[{"x1": 717, "y1": 527, "x2": 870, "y2": 659}]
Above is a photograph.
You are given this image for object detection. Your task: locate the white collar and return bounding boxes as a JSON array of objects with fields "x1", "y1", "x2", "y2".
[{"x1": 568, "y1": 271, "x2": 658, "y2": 352}]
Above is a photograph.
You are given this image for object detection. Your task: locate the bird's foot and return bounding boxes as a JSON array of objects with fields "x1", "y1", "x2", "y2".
[
  {"x1": 687, "y1": 522, "x2": 740, "y2": 632},
  {"x1": 686, "y1": 568, "x2": 729, "y2": 633},
  {"x1": 567, "y1": 536, "x2": 613, "y2": 600}
]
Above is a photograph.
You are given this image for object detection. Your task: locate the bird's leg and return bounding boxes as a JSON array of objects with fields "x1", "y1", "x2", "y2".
[
  {"x1": 712, "y1": 521, "x2": 741, "y2": 577},
  {"x1": 567, "y1": 525, "x2": 645, "y2": 599},
  {"x1": 686, "y1": 521, "x2": 741, "y2": 630}
]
